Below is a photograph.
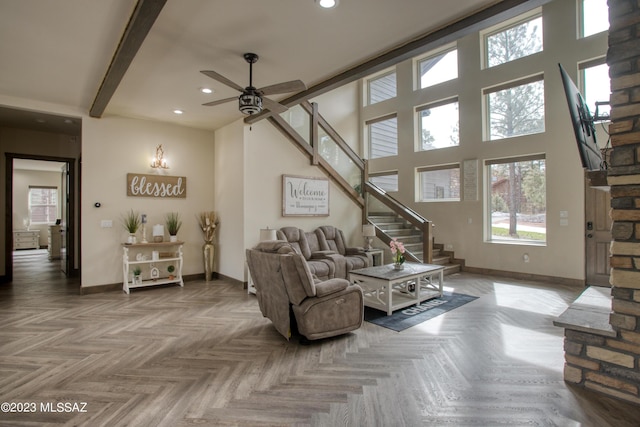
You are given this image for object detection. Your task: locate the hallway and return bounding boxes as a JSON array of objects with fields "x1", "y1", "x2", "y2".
[{"x1": 5, "y1": 249, "x2": 79, "y2": 296}]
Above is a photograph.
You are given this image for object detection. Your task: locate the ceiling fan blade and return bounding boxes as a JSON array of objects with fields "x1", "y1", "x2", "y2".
[
  {"x1": 261, "y1": 97, "x2": 288, "y2": 114},
  {"x1": 202, "y1": 96, "x2": 237, "y2": 107},
  {"x1": 259, "y1": 80, "x2": 306, "y2": 96},
  {"x1": 200, "y1": 70, "x2": 245, "y2": 92}
]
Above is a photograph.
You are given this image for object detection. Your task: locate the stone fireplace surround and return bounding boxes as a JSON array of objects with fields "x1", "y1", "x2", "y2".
[{"x1": 555, "y1": 0, "x2": 640, "y2": 406}]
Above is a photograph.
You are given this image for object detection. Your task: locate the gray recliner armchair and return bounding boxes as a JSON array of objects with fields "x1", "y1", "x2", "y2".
[{"x1": 246, "y1": 241, "x2": 363, "y2": 341}]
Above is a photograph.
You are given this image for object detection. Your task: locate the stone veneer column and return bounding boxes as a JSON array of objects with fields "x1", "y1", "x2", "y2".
[
  {"x1": 597, "y1": 0, "x2": 640, "y2": 404},
  {"x1": 559, "y1": 0, "x2": 640, "y2": 406}
]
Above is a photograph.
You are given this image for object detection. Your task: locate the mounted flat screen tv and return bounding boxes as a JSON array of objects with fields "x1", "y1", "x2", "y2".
[{"x1": 558, "y1": 63, "x2": 604, "y2": 171}]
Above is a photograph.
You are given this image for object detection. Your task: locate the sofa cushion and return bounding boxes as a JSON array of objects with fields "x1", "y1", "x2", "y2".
[{"x1": 277, "y1": 227, "x2": 312, "y2": 259}]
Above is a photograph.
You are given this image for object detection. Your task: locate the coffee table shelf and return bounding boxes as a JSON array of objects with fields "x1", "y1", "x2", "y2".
[{"x1": 349, "y1": 263, "x2": 444, "y2": 316}]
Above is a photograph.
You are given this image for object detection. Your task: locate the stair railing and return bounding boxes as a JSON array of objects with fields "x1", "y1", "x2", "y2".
[
  {"x1": 267, "y1": 101, "x2": 433, "y2": 263},
  {"x1": 364, "y1": 181, "x2": 433, "y2": 263}
]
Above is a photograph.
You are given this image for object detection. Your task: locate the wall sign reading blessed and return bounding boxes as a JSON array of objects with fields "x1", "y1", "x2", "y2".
[
  {"x1": 282, "y1": 175, "x2": 329, "y2": 216},
  {"x1": 127, "y1": 173, "x2": 187, "y2": 198}
]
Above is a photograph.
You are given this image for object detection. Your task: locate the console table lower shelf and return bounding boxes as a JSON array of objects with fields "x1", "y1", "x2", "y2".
[
  {"x1": 349, "y1": 262, "x2": 444, "y2": 316},
  {"x1": 122, "y1": 242, "x2": 184, "y2": 294}
]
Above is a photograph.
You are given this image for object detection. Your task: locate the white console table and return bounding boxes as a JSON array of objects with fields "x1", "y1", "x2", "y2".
[{"x1": 122, "y1": 241, "x2": 184, "y2": 294}]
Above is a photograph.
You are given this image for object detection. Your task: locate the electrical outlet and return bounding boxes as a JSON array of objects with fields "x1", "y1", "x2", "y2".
[
  {"x1": 445, "y1": 244, "x2": 454, "y2": 251},
  {"x1": 101, "y1": 220, "x2": 113, "y2": 228}
]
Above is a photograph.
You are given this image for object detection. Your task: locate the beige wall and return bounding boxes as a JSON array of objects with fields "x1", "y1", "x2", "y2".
[
  {"x1": 213, "y1": 82, "x2": 363, "y2": 283},
  {"x1": 362, "y1": 0, "x2": 608, "y2": 281},
  {"x1": 81, "y1": 115, "x2": 215, "y2": 287}
]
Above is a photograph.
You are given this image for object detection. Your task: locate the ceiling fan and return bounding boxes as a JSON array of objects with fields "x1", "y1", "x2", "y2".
[{"x1": 200, "y1": 53, "x2": 306, "y2": 115}]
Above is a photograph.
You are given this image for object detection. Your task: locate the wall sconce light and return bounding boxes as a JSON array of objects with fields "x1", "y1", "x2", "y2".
[{"x1": 150, "y1": 144, "x2": 169, "y2": 169}]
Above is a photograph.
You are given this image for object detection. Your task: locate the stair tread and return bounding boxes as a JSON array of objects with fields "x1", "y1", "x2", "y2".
[{"x1": 368, "y1": 211, "x2": 464, "y2": 276}]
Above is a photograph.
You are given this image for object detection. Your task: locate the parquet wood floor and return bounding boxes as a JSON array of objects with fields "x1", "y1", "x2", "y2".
[{"x1": 1, "y1": 250, "x2": 640, "y2": 426}]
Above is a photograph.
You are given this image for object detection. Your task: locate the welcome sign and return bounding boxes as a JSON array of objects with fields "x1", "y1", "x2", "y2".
[
  {"x1": 282, "y1": 175, "x2": 329, "y2": 216},
  {"x1": 127, "y1": 173, "x2": 187, "y2": 199}
]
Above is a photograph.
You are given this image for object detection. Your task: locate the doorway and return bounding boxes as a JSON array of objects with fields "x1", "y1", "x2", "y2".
[
  {"x1": 584, "y1": 177, "x2": 612, "y2": 287},
  {"x1": 4, "y1": 155, "x2": 79, "y2": 287}
]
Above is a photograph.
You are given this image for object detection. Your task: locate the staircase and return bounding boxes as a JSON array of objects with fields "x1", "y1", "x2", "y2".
[{"x1": 368, "y1": 212, "x2": 463, "y2": 276}]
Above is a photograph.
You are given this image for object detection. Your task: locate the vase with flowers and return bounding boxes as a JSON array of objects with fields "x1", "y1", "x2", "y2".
[{"x1": 390, "y1": 238, "x2": 405, "y2": 270}]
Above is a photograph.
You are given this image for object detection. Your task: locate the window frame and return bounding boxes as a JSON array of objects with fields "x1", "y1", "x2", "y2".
[
  {"x1": 416, "y1": 97, "x2": 460, "y2": 152},
  {"x1": 366, "y1": 70, "x2": 397, "y2": 106},
  {"x1": 28, "y1": 186, "x2": 59, "y2": 225},
  {"x1": 481, "y1": 9, "x2": 543, "y2": 69},
  {"x1": 415, "y1": 45, "x2": 458, "y2": 90},
  {"x1": 484, "y1": 154, "x2": 547, "y2": 245},
  {"x1": 580, "y1": 0, "x2": 609, "y2": 38},
  {"x1": 366, "y1": 113, "x2": 398, "y2": 159},
  {"x1": 579, "y1": 57, "x2": 610, "y2": 121},
  {"x1": 416, "y1": 163, "x2": 461, "y2": 202},
  {"x1": 483, "y1": 74, "x2": 546, "y2": 141}
]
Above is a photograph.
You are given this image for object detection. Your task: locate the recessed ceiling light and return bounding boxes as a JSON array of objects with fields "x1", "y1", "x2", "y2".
[
  {"x1": 64, "y1": 119, "x2": 73, "y2": 124},
  {"x1": 316, "y1": 0, "x2": 338, "y2": 8},
  {"x1": 173, "y1": 109, "x2": 184, "y2": 115},
  {"x1": 35, "y1": 118, "x2": 46, "y2": 123},
  {"x1": 201, "y1": 87, "x2": 213, "y2": 94}
]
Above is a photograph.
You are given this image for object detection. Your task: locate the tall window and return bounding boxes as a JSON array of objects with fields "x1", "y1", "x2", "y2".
[
  {"x1": 485, "y1": 13, "x2": 543, "y2": 68},
  {"x1": 367, "y1": 71, "x2": 396, "y2": 105},
  {"x1": 369, "y1": 172, "x2": 398, "y2": 192},
  {"x1": 29, "y1": 186, "x2": 58, "y2": 224},
  {"x1": 485, "y1": 76, "x2": 545, "y2": 140},
  {"x1": 417, "y1": 164, "x2": 460, "y2": 202},
  {"x1": 581, "y1": 59, "x2": 611, "y2": 120},
  {"x1": 417, "y1": 48, "x2": 458, "y2": 89},
  {"x1": 581, "y1": 0, "x2": 609, "y2": 38},
  {"x1": 417, "y1": 99, "x2": 459, "y2": 151},
  {"x1": 486, "y1": 155, "x2": 546, "y2": 244},
  {"x1": 367, "y1": 114, "x2": 398, "y2": 159}
]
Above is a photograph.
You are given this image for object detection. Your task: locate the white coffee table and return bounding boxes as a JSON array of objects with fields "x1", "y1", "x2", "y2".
[{"x1": 349, "y1": 262, "x2": 444, "y2": 316}]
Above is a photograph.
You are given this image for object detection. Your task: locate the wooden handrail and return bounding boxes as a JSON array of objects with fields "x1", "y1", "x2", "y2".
[
  {"x1": 364, "y1": 181, "x2": 433, "y2": 263},
  {"x1": 267, "y1": 103, "x2": 432, "y2": 263},
  {"x1": 268, "y1": 114, "x2": 364, "y2": 208}
]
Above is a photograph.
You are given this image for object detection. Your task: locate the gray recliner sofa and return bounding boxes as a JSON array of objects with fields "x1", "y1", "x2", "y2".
[
  {"x1": 277, "y1": 226, "x2": 347, "y2": 279},
  {"x1": 316, "y1": 225, "x2": 369, "y2": 274},
  {"x1": 246, "y1": 241, "x2": 363, "y2": 341}
]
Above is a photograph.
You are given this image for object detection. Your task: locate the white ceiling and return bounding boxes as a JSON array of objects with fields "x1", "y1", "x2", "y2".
[{"x1": 0, "y1": 0, "x2": 512, "y2": 134}]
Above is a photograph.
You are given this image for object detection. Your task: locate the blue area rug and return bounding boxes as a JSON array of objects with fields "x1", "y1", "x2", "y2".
[{"x1": 364, "y1": 292, "x2": 478, "y2": 332}]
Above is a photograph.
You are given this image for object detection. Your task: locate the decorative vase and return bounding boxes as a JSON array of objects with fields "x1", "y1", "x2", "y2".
[
  {"x1": 203, "y1": 241, "x2": 215, "y2": 281},
  {"x1": 127, "y1": 233, "x2": 137, "y2": 244},
  {"x1": 394, "y1": 263, "x2": 404, "y2": 271},
  {"x1": 169, "y1": 235, "x2": 178, "y2": 242}
]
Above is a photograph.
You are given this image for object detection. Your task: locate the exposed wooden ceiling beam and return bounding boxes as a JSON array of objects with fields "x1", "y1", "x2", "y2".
[
  {"x1": 90, "y1": 0, "x2": 167, "y2": 118},
  {"x1": 245, "y1": 0, "x2": 551, "y2": 125}
]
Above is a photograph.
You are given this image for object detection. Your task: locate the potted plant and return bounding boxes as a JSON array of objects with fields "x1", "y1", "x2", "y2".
[
  {"x1": 123, "y1": 209, "x2": 141, "y2": 244},
  {"x1": 166, "y1": 212, "x2": 182, "y2": 242},
  {"x1": 167, "y1": 265, "x2": 175, "y2": 280},
  {"x1": 132, "y1": 266, "x2": 142, "y2": 285}
]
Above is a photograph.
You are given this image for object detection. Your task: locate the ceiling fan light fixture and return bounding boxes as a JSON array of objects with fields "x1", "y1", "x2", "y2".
[
  {"x1": 316, "y1": 0, "x2": 338, "y2": 8},
  {"x1": 239, "y1": 93, "x2": 262, "y2": 115}
]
